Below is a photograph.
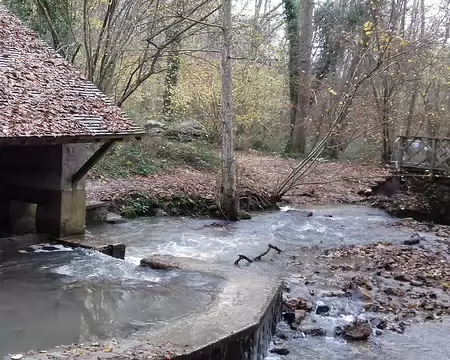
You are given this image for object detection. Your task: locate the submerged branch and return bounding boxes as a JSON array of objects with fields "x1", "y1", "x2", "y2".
[{"x1": 234, "y1": 244, "x2": 283, "y2": 266}]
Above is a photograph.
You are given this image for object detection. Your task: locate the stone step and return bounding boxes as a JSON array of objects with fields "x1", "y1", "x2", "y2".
[
  {"x1": 85, "y1": 201, "x2": 109, "y2": 225},
  {"x1": 105, "y1": 212, "x2": 127, "y2": 224}
]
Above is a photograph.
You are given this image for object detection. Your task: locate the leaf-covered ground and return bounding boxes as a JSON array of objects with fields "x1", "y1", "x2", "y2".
[{"x1": 87, "y1": 152, "x2": 391, "y2": 205}]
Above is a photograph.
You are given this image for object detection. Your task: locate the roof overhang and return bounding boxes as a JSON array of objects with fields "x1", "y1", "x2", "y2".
[{"x1": 0, "y1": 132, "x2": 146, "y2": 146}]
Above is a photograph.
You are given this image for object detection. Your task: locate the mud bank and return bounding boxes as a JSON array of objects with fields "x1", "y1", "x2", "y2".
[{"x1": 367, "y1": 175, "x2": 450, "y2": 225}]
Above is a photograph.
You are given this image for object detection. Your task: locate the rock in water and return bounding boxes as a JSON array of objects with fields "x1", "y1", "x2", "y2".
[
  {"x1": 343, "y1": 321, "x2": 371, "y2": 341},
  {"x1": 404, "y1": 233, "x2": 422, "y2": 245},
  {"x1": 370, "y1": 317, "x2": 387, "y2": 330},
  {"x1": 315, "y1": 302, "x2": 330, "y2": 315},
  {"x1": 276, "y1": 331, "x2": 288, "y2": 340},
  {"x1": 299, "y1": 325, "x2": 326, "y2": 337},
  {"x1": 140, "y1": 257, "x2": 180, "y2": 270},
  {"x1": 41, "y1": 245, "x2": 59, "y2": 251},
  {"x1": 350, "y1": 285, "x2": 373, "y2": 302},
  {"x1": 404, "y1": 238, "x2": 420, "y2": 245},
  {"x1": 270, "y1": 348, "x2": 290, "y2": 356},
  {"x1": 410, "y1": 279, "x2": 424, "y2": 287},
  {"x1": 285, "y1": 297, "x2": 314, "y2": 311},
  {"x1": 294, "y1": 310, "x2": 307, "y2": 324},
  {"x1": 285, "y1": 209, "x2": 313, "y2": 217},
  {"x1": 282, "y1": 310, "x2": 295, "y2": 326}
]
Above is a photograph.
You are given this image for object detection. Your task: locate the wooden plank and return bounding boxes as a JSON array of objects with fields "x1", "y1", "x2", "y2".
[
  {"x1": 0, "y1": 133, "x2": 143, "y2": 146},
  {"x1": 72, "y1": 141, "x2": 115, "y2": 184}
]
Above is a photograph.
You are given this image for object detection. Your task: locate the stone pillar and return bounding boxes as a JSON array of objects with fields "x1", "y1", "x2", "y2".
[
  {"x1": 36, "y1": 190, "x2": 86, "y2": 238},
  {"x1": 35, "y1": 144, "x2": 87, "y2": 238}
]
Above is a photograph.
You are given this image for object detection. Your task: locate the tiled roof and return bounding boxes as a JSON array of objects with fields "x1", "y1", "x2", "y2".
[{"x1": 0, "y1": 7, "x2": 144, "y2": 144}]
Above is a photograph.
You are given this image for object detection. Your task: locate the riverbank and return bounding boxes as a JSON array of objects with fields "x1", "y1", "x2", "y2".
[
  {"x1": 87, "y1": 152, "x2": 391, "y2": 218},
  {"x1": 270, "y1": 214, "x2": 450, "y2": 355}
]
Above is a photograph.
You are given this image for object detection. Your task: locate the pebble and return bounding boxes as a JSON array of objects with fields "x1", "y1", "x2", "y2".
[{"x1": 410, "y1": 280, "x2": 424, "y2": 287}]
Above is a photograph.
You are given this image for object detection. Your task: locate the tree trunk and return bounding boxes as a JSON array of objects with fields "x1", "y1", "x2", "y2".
[
  {"x1": 283, "y1": 0, "x2": 300, "y2": 153},
  {"x1": 381, "y1": 87, "x2": 393, "y2": 162},
  {"x1": 291, "y1": 0, "x2": 314, "y2": 155},
  {"x1": 220, "y1": 0, "x2": 238, "y2": 221},
  {"x1": 162, "y1": 39, "x2": 181, "y2": 121},
  {"x1": 405, "y1": 81, "x2": 418, "y2": 136}
]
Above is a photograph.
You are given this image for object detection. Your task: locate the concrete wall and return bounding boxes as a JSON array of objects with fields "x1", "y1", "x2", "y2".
[{"x1": 0, "y1": 144, "x2": 87, "y2": 238}]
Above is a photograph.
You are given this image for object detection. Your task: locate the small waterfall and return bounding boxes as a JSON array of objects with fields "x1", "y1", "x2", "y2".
[
  {"x1": 249, "y1": 285, "x2": 283, "y2": 360},
  {"x1": 181, "y1": 285, "x2": 283, "y2": 360}
]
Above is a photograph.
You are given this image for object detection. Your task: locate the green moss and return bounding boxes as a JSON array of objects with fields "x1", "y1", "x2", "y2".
[
  {"x1": 238, "y1": 210, "x2": 252, "y2": 220},
  {"x1": 121, "y1": 206, "x2": 137, "y2": 219},
  {"x1": 89, "y1": 138, "x2": 219, "y2": 180}
]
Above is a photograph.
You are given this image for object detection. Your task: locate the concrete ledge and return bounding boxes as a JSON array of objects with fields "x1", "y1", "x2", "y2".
[
  {"x1": 0, "y1": 234, "x2": 49, "y2": 262},
  {"x1": 55, "y1": 236, "x2": 126, "y2": 259},
  {"x1": 20, "y1": 255, "x2": 282, "y2": 360}
]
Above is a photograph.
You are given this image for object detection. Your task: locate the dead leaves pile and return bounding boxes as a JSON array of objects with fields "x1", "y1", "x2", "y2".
[
  {"x1": 0, "y1": 8, "x2": 134, "y2": 138},
  {"x1": 326, "y1": 242, "x2": 450, "y2": 287},
  {"x1": 88, "y1": 152, "x2": 390, "y2": 205}
]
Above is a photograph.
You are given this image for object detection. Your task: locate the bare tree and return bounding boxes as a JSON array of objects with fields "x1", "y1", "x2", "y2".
[
  {"x1": 289, "y1": 0, "x2": 314, "y2": 155},
  {"x1": 220, "y1": 0, "x2": 238, "y2": 220},
  {"x1": 283, "y1": 0, "x2": 300, "y2": 153}
]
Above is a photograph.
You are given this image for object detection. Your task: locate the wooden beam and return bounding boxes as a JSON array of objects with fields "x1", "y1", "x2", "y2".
[
  {"x1": 0, "y1": 133, "x2": 144, "y2": 146},
  {"x1": 72, "y1": 141, "x2": 115, "y2": 184}
]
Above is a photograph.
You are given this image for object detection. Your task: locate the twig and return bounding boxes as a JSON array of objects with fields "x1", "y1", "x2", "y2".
[
  {"x1": 234, "y1": 255, "x2": 253, "y2": 266},
  {"x1": 234, "y1": 244, "x2": 283, "y2": 266}
]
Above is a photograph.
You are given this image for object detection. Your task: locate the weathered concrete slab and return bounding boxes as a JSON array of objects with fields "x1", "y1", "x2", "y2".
[
  {"x1": 18, "y1": 255, "x2": 282, "y2": 360},
  {"x1": 55, "y1": 236, "x2": 125, "y2": 259},
  {"x1": 0, "y1": 234, "x2": 49, "y2": 261}
]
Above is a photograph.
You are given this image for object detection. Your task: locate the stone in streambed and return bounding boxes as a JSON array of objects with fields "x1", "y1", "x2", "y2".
[
  {"x1": 270, "y1": 347, "x2": 290, "y2": 356},
  {"x1": 275, "y1": 331, "x2": 288, "y2": 340},
  {"x1": 41, "y1": 245, "x2": 59, "y2": 251},
  {"x1": 285, "y1": 209, "x2": 313, "y2": 217},
  {"x1": 140, "y1": 257, "x2": 180, "y2": 270},
  {"x1": 370, "y1": 317, "x2": 387, "y2": 330},
  {"x1": 106, "y1": 213, "x2": 127, "y2": 224},
  {"x1": 294, "y1": 310, "x2": 307, "y2": 324},
  {"x1": 342, "y1": 321, "x2": 371, "y2": 341},
  {"x1": 285, "y1": 297, "x2": 313, "y2": 311},
  {"x1": 350, "y1": 285, "x2": 373, "y2": 302},
  {"x1": 410, "y1": 279, "x2": 424, "y2": 287},
  {"x1": 315, "y1": 302, "x2": 330, "y2": 316},
  {"x1": 404, "y1": 234, "x2": 422, "y2": 245},
  {"x1": 299, "y1": 325, "x2": 327, "y2": 337}
]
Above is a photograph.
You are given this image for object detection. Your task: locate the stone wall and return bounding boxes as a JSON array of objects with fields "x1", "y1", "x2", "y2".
[{"x1": 371, "y1": 175, "x2": 450, "y2": 225}]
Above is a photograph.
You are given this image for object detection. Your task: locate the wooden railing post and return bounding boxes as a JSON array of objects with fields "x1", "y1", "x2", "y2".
[
  {"x1": 430, "y1": 138, "x2": 437, "y2": 175},
  {"x1": 398, "y1": 136, "x2": 405, "y2": 169}
]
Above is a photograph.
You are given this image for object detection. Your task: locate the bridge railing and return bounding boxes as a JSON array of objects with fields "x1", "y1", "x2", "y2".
[{"x1": 396, "y1": 136, "x2": 450, "y2": 173}]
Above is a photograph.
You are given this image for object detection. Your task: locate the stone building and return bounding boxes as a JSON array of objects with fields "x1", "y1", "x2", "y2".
[{"x1": 0, "y1": 7, "x2": 144, "y2": 238}]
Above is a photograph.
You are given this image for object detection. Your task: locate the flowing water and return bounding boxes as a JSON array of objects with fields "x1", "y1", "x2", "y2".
[
  {"x1": 1, "y1": 205, "x2": 450, "y2": 359},
  {"x1": 0, "y1": 248, "x2": 220, "y2": 357}
]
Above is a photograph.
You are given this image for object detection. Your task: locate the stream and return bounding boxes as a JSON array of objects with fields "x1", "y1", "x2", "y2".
[{"x1": 1, "y1": 205, "x2": 450, "y2": 359}]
